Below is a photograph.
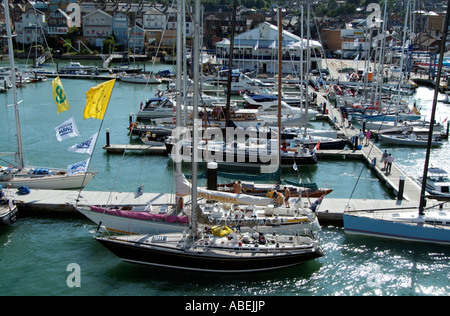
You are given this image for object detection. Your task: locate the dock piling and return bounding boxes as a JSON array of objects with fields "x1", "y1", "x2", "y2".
[{"x1": 106, "y1": 128, "x2": 110, "y2": 147}]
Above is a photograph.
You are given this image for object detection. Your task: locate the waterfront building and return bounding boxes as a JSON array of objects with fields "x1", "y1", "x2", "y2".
[
  {"x1": 14, "y1": 7, "x2": 46, "y2": 46},
  {"x1": 112, "y1": 13, "x2": 129, "y2": 48},
  {"x1": 215, "y1": 22, "x2": 323, "y2": 76},
  {"x1": 129, "y1": 24, "x2": 145, "y2": 55},
  {"x1": 82, "y1": 9, "x2": 113, "y2": 48}
]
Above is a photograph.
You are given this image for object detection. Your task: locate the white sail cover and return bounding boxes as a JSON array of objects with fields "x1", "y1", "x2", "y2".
[{"x1": 175, "y1": 173, "x2": 272, "y2": 206}]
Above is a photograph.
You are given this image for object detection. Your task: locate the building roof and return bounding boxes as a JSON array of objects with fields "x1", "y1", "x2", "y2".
[{"x1": 216, "y1": 22, "x2": 321, "y2": 49}]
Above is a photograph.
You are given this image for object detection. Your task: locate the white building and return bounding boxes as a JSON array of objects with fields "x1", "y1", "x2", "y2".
[
  {"x1": 215, "y1": 22, "x2": 323, "y2": 76},
  {"x1": 82, "y1": 9, "x2": 113, "y2": 48},
  {"x1": 142, "y1": 7, "x2": 166, "y2": 29},
  {"x1": 15, "y1": 8, "x2": 47, "y2": 46}
]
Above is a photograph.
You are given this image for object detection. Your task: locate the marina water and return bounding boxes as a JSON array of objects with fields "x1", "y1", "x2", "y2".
[{"x1": 0, "y1": 60, "x2": 449, "y2": 296}]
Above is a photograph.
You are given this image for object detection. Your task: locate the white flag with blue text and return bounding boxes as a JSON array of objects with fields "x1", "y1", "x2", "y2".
[
  {"x1": 67, "y1": 158, "x2": 90, "y2": 175},
  {"x1": 55, "y1": 117, "x2": 80, "y2": 141},
  {"x1": 68, "y1": 132, "x2": 98, "y2": 155}
]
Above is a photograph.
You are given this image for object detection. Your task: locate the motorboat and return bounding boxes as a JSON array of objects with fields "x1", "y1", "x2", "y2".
[
  {"x1": 59, "y1": 62, "x2": 97, "y2": 74},
  {"x1": 203, "y1": 103, "x2": 264, "y2": 129},
  {"x1": 420, "y1": 168, "x2": 450, "y2": 197},
  {"x1": 243, "y1": 92, "x2": 304, "y2": 108},
  {"x1": 118, "y1": 73, "x2": 162, "y2": 84},
  {"x1": 378, "y1": 132, "x2": 443, "y2": 147},
  {"x1": 136, "y1": 97, "x2": 177, "y2": 120},
  {"x1": 224, "y1": 74, "x2": 274, "y2": 95},
  {"x1": 288, "y1": 135, "x2": 348, "y2": 150},
  {"x1": 139, "y1": 128, "x2": 172, "y2": 146},
  {"x1": 0, "y1": 186, "x2": 18, "y2": 225}
]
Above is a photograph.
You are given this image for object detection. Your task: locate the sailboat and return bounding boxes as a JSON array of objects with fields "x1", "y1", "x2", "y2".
[
  {"x1": 343, "y1": 1, "x2": 450, "y2": 245},
  {"x1": 0, "y1": 2, "x2": 96, "y2": 190},
  {"x1": 91, "y1": 4, "x2": 323, "y2": 272}
]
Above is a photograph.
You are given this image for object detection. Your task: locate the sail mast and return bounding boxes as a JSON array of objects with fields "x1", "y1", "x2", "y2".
[
  {"x1": 225, "y1": 0, "x2": 237, "y2": 128},
  {"x1": 191, "y1": 0, "x2": 201, "y2": 232},
  {"x1": 277, "y1": 7, "x2": 282, "y2": 171},
  {"x1": 418, "y1": 0, "x2": 450, "y2": 215},
  {"x1": 175, "y1": 0, "x2": 182, "y2": 174},
  {"x1": 4, "y1": 0, "x2": 24, "y2": 170}
]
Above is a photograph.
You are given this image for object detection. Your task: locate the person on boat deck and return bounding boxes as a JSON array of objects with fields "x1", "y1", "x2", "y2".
[
  {"x1": 233, "y1": 180, "x2": 242, "y2": 194},
  {"x1": 274, "y1": 191, "x2": 284, "y2": 207},
  {"x1": 386, "y1": 154, "x2": 394, "y2": 174},
  {"x1": 381, "y1": 150, "x2": 389, "y2": 169},
  {"x1": 284, "y1": 187, "x2": 291, "y2": 208},
  {"x1": 281, "y1": 140, "x2": 287, "y2": 152},
  {"x1": 266, "y1": 189, "x2": 274, "y2": 199}
]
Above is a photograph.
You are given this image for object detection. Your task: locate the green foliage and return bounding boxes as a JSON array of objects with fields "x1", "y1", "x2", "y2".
[{"x1": 102, "y1": 35, "x2": 116, "y2": 54}]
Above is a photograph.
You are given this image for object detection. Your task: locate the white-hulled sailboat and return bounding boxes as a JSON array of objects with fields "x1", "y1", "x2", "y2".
[
  {"x1": 343, "y1": 1, "x2": 450, "y2": 245},
  {"x1": 0, "y1": 2, "x2": 96, "y2": 190},
  {"x1": 92, "y1": 4, "x2": 323, "y2": 272}
]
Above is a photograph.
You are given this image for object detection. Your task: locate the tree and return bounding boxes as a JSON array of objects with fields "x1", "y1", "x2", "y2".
[{"x1": 102, "y1": 35, "x2": 116, "y2": 54}]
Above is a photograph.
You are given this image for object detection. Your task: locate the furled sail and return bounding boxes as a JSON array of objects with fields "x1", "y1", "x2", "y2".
[{"x1": 175, "y1": 173, "x2": 272, "y2": 206}]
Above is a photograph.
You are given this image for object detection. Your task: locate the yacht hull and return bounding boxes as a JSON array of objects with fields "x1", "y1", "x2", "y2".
[
  {"x1": 95, "y1": 235, "x2": 323, "y2": 273},
  {"x1": 343, "y1": 213, "x2": 450, "y2": 245}
]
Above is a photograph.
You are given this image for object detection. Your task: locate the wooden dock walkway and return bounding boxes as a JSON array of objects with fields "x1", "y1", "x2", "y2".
[{"x1": 315, "y1": 92, "x2": 424, "y2": 203}]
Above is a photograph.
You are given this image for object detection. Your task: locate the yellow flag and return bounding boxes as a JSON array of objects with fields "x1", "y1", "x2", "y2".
[
  {"x1": 52, "y1": 76, "x2": 70, "y2": 113},
  {"x1": 83, "y1": 79, "x2": 116, "y2": 120}
]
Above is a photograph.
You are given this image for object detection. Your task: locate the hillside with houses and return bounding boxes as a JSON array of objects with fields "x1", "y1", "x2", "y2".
[{"x1": 0, "y1": 0, "x2": 447, "y2": 62}]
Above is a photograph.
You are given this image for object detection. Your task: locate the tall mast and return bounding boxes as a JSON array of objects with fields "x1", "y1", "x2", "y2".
[
  {"x1": 191, "y1": 0, "x2": 201, "y2": 232},
  {"x1": 277, "y1": 7, "x2": 282, "y2": 169},
  {"x1": 4, "y1": 0, "x2": 24, "y2": 170},
  {"x1": 225, "y1": 0, "x2": 237, "y2": 128},
  {"x1": 418, "y1": 0, "x2": 450, "y2": 215},
  {"x1": 175, "y1": 0, "x2": 182, "y2": 174}
]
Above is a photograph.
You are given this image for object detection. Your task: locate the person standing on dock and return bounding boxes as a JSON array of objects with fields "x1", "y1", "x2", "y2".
[
  {"x1": 381, "y1": 150, "x2": 389, "y2": 169},
  {"x1": 386, "y1": 154, "x2": 394, "y2": 174},
  {"x1": 365, "y1": 130, "x2": 371, "y2": 145},
  {"x1": 359, "y1": 129, "x2": 364, "y2": 145}
]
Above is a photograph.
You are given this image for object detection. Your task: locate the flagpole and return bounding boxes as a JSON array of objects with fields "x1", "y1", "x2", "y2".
[{"x1": 76, "y1": 79, "x2": 116, "y2": 204}]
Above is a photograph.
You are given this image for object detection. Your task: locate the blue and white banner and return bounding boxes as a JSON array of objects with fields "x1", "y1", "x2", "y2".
[
  {"x1": 55, "y1": 117, "x2": 80, "y2": 141},
  {"x1": 68, "y1": 132, "x2": 98, "y2": 155},
  {"x1": 67, "y1": 158, "x2": 90, "y2": 176}
]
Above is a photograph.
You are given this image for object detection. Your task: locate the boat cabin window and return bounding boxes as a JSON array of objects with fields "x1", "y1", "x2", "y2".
[{"x1": 429, "y1": 176, "x2": 450, "y2": 182}]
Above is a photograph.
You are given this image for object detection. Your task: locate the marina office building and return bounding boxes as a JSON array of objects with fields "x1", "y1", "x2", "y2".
[{"x1": 215, "y1": 22, "x2": 323, "y2": 76}]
